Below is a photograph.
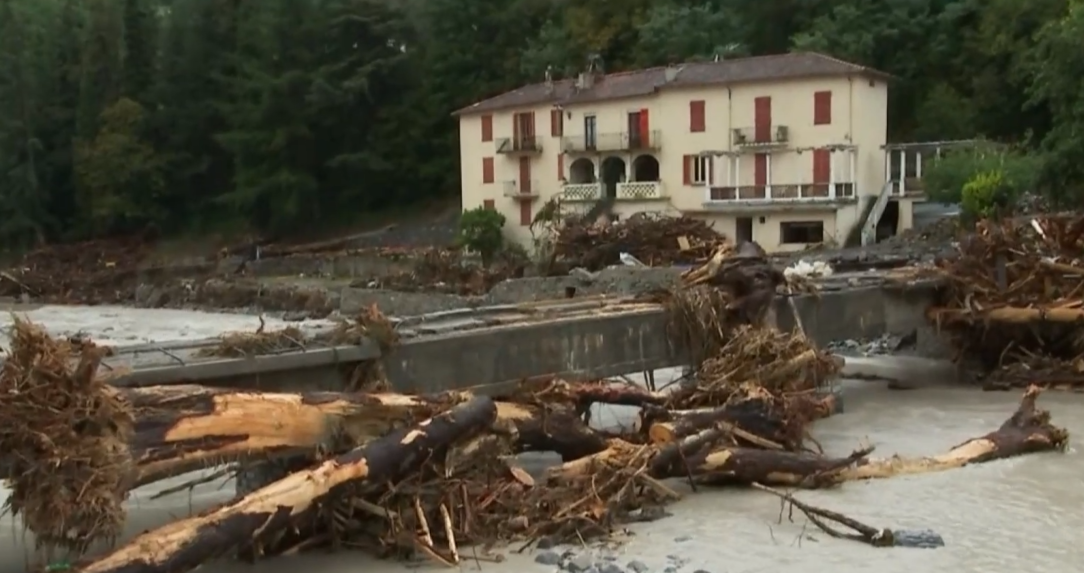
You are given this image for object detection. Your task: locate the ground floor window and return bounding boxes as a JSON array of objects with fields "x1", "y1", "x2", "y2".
[{"x1": 780, "y1": 220, "x2": 824, "y2": 244}]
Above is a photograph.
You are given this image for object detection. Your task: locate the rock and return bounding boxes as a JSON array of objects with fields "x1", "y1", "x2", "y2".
[
  {"x1": 891, "y1": 528, "x2": 945, "y2": 548},
  {"x1": 626, "y1": 505, "x2": 672, "y2": 523},
  {"x1": 535, "y1": 551, "x2": 562, "y2": 566},
  {"x1": 564, "y1": 553, "x2": 595, "y2": 573},
  {"x1": 282, "y1": 310, "x2": 309, "y2": 321},
  {"x1": 626, "y1": 560, "x2": 650, "y2": 573},
  {"x1": 597, "y1": 563, "x2": 624, "y2": 573},
  {"x1": 536, "y1": 535, "x2": 559, "y2": 550},
  {"x1": 673, "y1": 535, "x2": 692, "y2": 543}
]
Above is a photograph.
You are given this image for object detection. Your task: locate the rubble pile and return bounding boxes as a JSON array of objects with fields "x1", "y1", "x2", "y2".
[
  {"x1": 0, "y1": 244, "x2": 1071, "y2": 573},
  {"x1": 364, "y1": 247, "x2": 526, "y2": 295},
  {"x1": 0, "y1": 236, "x2": 153, "y2": 304},
  {"x1": 929, "y1": 214, "x2": 1084, "y2": 389},
  {"x1": 554, "y1": 213, "x2": 727, "y2": 271}
]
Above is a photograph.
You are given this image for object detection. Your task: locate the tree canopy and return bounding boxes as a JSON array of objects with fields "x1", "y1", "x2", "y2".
[{"x1": 0, "y1": 0, "x2": 1081, "y2": 248}]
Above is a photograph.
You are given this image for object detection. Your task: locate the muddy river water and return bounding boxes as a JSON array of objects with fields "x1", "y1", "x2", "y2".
[{"x1": 0, "y1": 307, "x2": 1080, "y2": 573}]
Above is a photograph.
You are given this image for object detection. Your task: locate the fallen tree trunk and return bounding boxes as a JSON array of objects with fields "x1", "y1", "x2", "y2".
[
  {"x1": 555, "y1": 386, "x2": 1066, "y2": 488},
  {"x1": 123, "y1": 385, "x2": 465, "y2": 486},
  {"x1": 496, "y1": 402, "x2": 609, "y2": 461},
  {"x1": 124, "y1": 385, "x2": 611, "y2": 486},
  {"x1": 646, "y1": 391, "x2": 838, "y2": 450},
  {"x1": 73, "y1": 397, "x2": 498, "y2": 573},
  {"x1": 836, "y1": 384, "x2": 1067, "y2": 481}
]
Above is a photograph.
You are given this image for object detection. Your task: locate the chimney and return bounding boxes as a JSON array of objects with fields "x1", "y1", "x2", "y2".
[
  {"x1": 545, "y1": 65, "x2": 554, "y2": 94},
  {"x1": 664, "y1": 64, "x2": 681, "y2": 83}
]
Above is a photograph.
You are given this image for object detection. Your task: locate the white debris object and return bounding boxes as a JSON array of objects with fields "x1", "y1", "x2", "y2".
[
  {"x1": 784, "y1": 259, "x2": 834, "y2": 280},
  {"x1": 619, "y1": 252, "x2": 647, "y2": 267}
]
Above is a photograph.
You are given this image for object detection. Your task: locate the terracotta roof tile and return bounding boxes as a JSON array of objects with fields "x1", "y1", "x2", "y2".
[{"x1": 453, "y1": 52, "x2": 889, "y2": 116}]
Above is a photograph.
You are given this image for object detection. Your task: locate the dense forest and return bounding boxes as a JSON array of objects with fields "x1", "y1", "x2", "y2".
[{"x1": 0, "y1": 0, "x2": 1082, "y2": 248}]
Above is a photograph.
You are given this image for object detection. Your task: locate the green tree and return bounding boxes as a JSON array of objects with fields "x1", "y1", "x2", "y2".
[{"x1": 73, "y1": 97, "x2": 164, "y2": 234}]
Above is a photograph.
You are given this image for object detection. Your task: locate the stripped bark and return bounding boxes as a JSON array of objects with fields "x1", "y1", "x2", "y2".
[{"x1": 74, "y1": 397, "x2": 498, "y2": 573}]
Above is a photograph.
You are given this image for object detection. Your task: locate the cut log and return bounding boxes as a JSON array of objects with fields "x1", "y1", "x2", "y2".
[
  {"x1": 647, "y1": 391, "x2": 838, "y2": 450},
  {"x1": 123, "y1": 385, "x2": 464, "y2": 486},
  {"x1": 495, "y1": 402, "x2": 609, "y2": 461},
  {"x1": 73, "y1": 397, "x2": 498, "y2": 573}
]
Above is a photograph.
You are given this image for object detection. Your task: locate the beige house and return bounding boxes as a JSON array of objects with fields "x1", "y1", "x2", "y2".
[{"x1": 454, "y1": 52, "x2": 917, "y2": 253}]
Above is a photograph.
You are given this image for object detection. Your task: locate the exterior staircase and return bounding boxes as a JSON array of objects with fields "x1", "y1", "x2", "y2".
[{"x1": 861, "y1": 181, "x2": 895, "y2": 246}]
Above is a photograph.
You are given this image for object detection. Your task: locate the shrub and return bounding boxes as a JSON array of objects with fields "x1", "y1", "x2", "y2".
[
  {"x1": 457, "y1": 207, "x2": 506, "y2": 266},
  {"x1": 923, "y1": 148, "x2": 1039, "y2": 206},
  {"x1": 961, "y1": 170, "x2": 1012, "y2": 220}
]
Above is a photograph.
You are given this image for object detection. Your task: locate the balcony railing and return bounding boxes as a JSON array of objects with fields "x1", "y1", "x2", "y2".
[
  {"x1": 706, "y1": 182, "x2": 855, "y2": 202},
  {"x1": 889, "y1": 177, "x2": 925, "y2": 196},
  {"x1": 496, "y1": 136, "x2": 542, "y2": 154},
  {"x1": 561, "y1": 182, "x2": 602, "y2": 202},
  {"x1": 732, "y1": 125, "x2": 789, "y2": 147},
  {"x1": 616, "y1": 181, "x2": 665, "y2": 201},
  {"x1": 502, "y1": 180, "x2": 539, "y2": 198},
  {"x1": 562, "y1": 130, "x2": 661, "y2": 153}
]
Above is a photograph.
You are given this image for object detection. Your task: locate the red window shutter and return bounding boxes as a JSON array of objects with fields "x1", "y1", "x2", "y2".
[
  {"x1": 754, "y1": 97, "x2": 771, "y2": 141},
  {"x1": 483, "y1": 199, "x2": 495, "y2": 210},
  {"x1": 512, "y1": 114, "x2": 521, "y2": 143},
  {"x1": 481, "y1": 115, "x2": 493, "y2": 142},
  {"x1": 482, "y1": 157, "x2": 494, "y2": 183},
  {"x1": 557, "y1": 154, "x2": 564, "y2": 180},
  {"x1": 527, "y1": 112, "x2": 536, "y2": 136},
  {"x1": 813, "y1": 149, "x2": 830, "y2": 182},
  {"x1": 813, "y1": 91, "x2": 832, "y2": 125},
  {"x1": 754, "y1": 154, "x2": 767, "y2": 186},
  {"x1": 639, "y1": 109, "x2": 650, "y2": 146},
  {"x1": 683, "y1": 155, "x2": 693, "y2": 185},
  {"x1": 520, "y1": 201, "x2": 532, "y2": 226},
  {"x1": 689, "y1": 100, "x2": 705, "y2": 132},
  {"x1": 551, "y1": 109, "x2": 563, "y2": 136}
]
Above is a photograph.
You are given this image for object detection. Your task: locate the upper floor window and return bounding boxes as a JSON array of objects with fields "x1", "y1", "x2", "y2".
[
  {"x1": 813, "y1": 91, "x2": 832, "y2": 125},
  {"x1": 550, "y1": 109, "x2": 563, "y2": 137},
  {"x1": 689, "y1": 100, "x2": 706, "y2": 132},
  {"x1": 683, "y1": 154, "x2": 713, "y2": 185},
  {"x1": 481, "y1": 114, "x2": 493, "y2": 142}
]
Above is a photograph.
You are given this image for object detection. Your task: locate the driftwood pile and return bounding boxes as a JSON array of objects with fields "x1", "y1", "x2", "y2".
[
  {"x1": 554, "y1": 213, "x2": 727, "y2": 271},
  {"x1": 0, "y1": 243, "x2": 1071, "y2": 573},
  {"x1": 0, "y1": 235, "x2": 154, "y2": 304},
  {"x1": 929, "y1": 215, "x2": 1084, "y2": 390}
]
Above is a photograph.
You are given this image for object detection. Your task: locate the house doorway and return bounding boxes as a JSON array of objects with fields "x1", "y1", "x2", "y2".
[
  {"x1": 736, "y1": 217, "x2": 753, "y2": 243},
  {"x1": 600, "y1": 156, "x2": 626, "y2": 199}
]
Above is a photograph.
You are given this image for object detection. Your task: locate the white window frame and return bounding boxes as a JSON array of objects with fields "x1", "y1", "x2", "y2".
[{"x1": 691, "y1": 155, "x2": 712, "y2": 185}]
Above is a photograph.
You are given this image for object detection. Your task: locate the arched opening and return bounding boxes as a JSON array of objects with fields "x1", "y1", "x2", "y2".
[
  {"x1": 632, "y1": 154, "x2": 660, "y2": 181},
  {"x1": 600, "y1": 156, "x2": 626, "y2": 199},
  {"x1": 569, "y1": 158, "x2": 596, "y2": 184}
]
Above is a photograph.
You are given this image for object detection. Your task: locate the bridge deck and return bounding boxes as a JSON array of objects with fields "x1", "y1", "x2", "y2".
[{"x1": 48, "y1": 269, "x2": 940, "y2": 394}]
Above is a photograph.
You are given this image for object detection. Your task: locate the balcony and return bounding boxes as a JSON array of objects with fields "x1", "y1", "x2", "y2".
[
  {"x1": 706, "y1": 182, "x2": 855, "y2": 202},
  {"x1": 732, "y1": 125, "x2": 789, "y2": 148},
  {"x1": 561, "y1": 182, "x2": 602, "y2": 202},
  {"x1": 616, "y1": 181, "x2": 665, "y2": 201},
  {"x1": 502, "y1": 180, "x2": 539, "y2": 199},
  {"x1": 496, "y1": 136, "x2": 542, "y2": 155},
  {"x1": 562, "y1": 131, "x2": 661, "y2": 153}
]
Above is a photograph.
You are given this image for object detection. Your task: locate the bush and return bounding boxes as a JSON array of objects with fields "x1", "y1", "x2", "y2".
[
  {"x1": 960, "y1": 171, "x2": 1013, "y2": 220},
  {"x1": 923, "y1": 148, "x2": 1039, "y2": 206},
  {"x1": 457, "y1": 207, "x2": 506, "y2": 266}
]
